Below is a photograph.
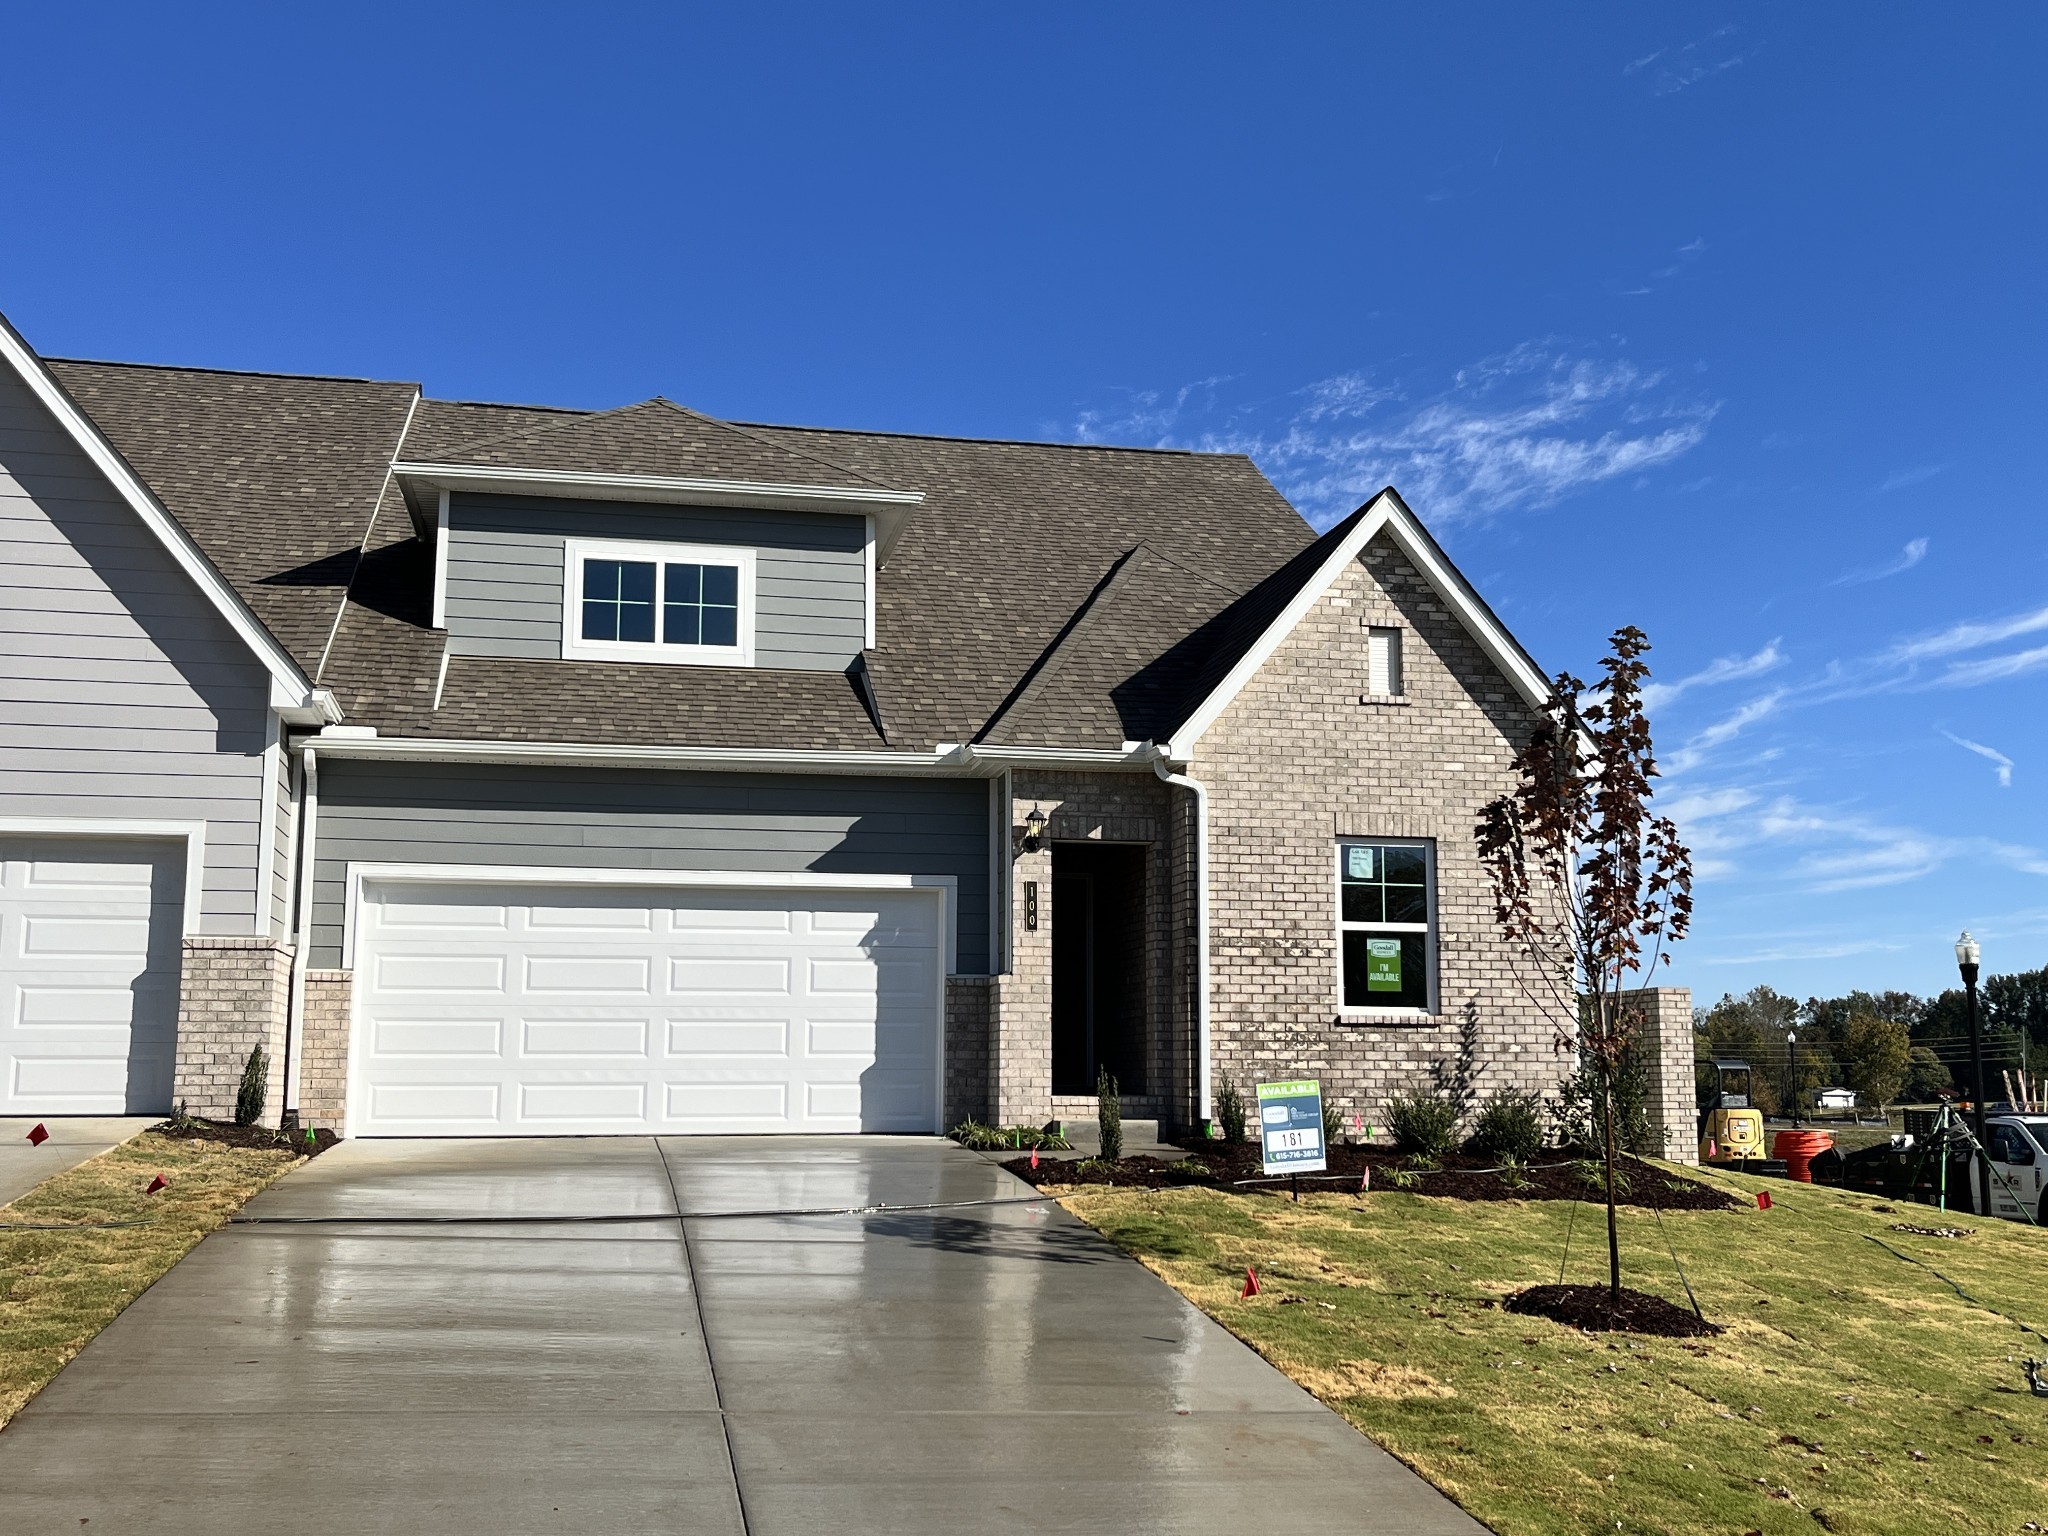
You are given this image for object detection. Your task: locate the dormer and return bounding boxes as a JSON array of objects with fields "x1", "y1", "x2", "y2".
[{"x1": 394, "y1": 399, "x2": 921, "y2": 670}]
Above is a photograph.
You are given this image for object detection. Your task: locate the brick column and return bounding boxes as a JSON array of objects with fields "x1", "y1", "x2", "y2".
[
  {"x1": 1629, "y1": 986, "x2": 1699, "y2": 1165},
  {"x1": 994, "y1": 790, "x2": 1055, "y2": 1125},
  {"x1": 943, "y1": 976, "x2": 995, "y2": 1126},
  {"x1": 296, "y1": 970, "x2": 354, "y2": 1131},
  {"x1": 171, "y1": 937, "x2": 294, "y2": 1126}
]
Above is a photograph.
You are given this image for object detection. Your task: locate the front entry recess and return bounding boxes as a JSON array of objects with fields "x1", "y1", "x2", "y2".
[{"x1": 1050, "y1": 842, "x2": 1146, "y2": 1096}]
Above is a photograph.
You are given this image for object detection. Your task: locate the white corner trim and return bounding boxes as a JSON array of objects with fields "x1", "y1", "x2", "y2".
[
  {"x1": 0, "y1": 313, "x2": 315, "y2": 702},
  {"x1": 560, "y1": 537, "x2": 758, "y2": 667},
  {"x1": 0, "y1": 816, "x2": 208, "y2": 935},
  {"x1": 339, "y1": 862, "x2": 959, "y2": 977},
  {"x1": 256, "y1": 723, "x2": 284, "y2": 938},
  {"x1": 431, "y1": 489, "x2": 450, "y2": 630},
  {"x1": 863, "y1": 512, "x2": 877, "y2": 651},
  {"x1": 1164, "y1": 489, "x2": 1552, "y2": 761}
]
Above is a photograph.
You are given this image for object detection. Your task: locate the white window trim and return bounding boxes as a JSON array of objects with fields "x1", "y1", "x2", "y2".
[
  {"x1": 1334, "y1": 836, "x2": 1437, "y2": 1018},
  {"x1": 560, "y1": 538, "x2": 757, "y2": 666}
]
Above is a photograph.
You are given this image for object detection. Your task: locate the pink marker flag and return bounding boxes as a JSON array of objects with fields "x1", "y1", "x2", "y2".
[
  {"x1": 1029, "y1": 1144, "x2": 1039, "y2": 1171},
  {"x1": 1359, "y1": 1167, "x2": 1371, "y2": 1192}
]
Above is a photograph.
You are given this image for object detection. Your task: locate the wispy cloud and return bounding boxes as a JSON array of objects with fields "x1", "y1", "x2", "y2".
[
  {"x1": 1831, "y1": 537, "x2": 1928, "y2": 586},
  {"x1": 1642, "y1": 641, "x2": 1783, "y2": 710},
  {"x1": 1879, "y1": 464, "x2": 1945, "y2": 493},
  {"x1": 1629, "y1": 28, "x2": 1756, "y2": 95},
  {"x1": 1935, "y1": 643, "x2": 2048, "y2": 690},
  {"x1": 1887, "y1": 603, "x2": 2048, "y2": 663},
  {"x1": 1664, "y1": 691, "x2": 1784, "y2": 775},
  {"x1": 1065, "y1": 343, "x2": 1718, "y2": 525},
  {"x1": 1942, "y1": 730, "x2": 2014, "y2": 787}
]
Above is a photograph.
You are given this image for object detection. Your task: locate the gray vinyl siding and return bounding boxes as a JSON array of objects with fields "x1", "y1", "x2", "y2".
[
  {"x1": 270, "y1": 743, "x2": 295, "y2": 935},
  {"x1": 443, "y1": 493, "x2": 867, "y2": 670},
  {"x1": 0, "y1": 365, "x2": 273, "y2": 933},
  {"x1": 311, "y1": 758, "x2": 991, "y2": 973}
]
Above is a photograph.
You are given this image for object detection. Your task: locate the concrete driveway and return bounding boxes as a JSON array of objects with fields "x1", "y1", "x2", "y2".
[{"x1": 0, "y1": 1137, "x2": 1486, "y2": 1534}]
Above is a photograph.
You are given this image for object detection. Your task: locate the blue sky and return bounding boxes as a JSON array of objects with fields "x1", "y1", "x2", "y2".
[{"x1": 4, "y1": 5, "x2": 2043, "y2": 1003}]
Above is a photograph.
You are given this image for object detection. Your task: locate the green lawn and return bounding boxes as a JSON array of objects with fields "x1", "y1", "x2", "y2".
[
  {"x1": 0, "y1": 1131, "x2": 301, "y2": 1426},
  {"x1": 1062, "y1": 1165, "x2": 2048, "y2": 1536}
]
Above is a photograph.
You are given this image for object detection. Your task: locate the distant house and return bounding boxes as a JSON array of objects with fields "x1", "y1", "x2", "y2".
[{"x1": 1814, "y1": 1087, "x2": 1858, "y2": 1112}]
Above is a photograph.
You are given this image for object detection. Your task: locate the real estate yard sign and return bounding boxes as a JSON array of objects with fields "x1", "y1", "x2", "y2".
[{"x1": 1256, "y1": 1079, "x2": 1327, "y2": 1175}]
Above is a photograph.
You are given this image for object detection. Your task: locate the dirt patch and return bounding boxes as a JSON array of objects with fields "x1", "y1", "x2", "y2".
[
  {"x1": 1505, "y1": 1282, "x2": 1725, "y2": 1337},
  {"x1": 1000, "y1": 1142, "x2": 1740, "y2": 1211},
  {"x1": 1292, "y1": 1357, "x2": 1457, "y2": 1401},
  {"x1": 148, "y1": 1117, "x2": 338, "y2": 1158}
]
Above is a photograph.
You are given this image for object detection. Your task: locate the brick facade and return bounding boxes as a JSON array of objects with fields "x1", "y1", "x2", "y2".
[
  {"x1": 1188, "y1": 533, "x2": 1572, "y2": 1135},
  {"x1": 296, "y1": 969, "x2": 353, "y2": 1130},
  {"x1": 944, "y1": 976, "x2": 994, "y2": 1126},
  {"x1": 170, "y1": 937, "x2": 294, "y2": 1126},
  {"x1": 1630, "y1": 986, "x2": 1699, "y2": 1164}
]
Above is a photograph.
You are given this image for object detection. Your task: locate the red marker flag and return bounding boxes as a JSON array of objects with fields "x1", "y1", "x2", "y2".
[
  {"x1": 145, "y1": 1174, "x2": 168, "y2": 1195},
  {"x1": 1241, "y1": 1267, "x2": 1260, "y2": 1299},
  {"x1": 1756, "y1": 1190, "x2": 1773, "y2": 1210},
  {"x1": 26, "y1": 1122, "x2": 49, "y2": 1146}
]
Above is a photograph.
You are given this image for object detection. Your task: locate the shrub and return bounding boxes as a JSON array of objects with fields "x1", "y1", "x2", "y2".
[
  {"x1": 1215, "y1": 1080, "x2": 1248, "y2": 1144},
  {"x1": 1469, "y1": 1090, "x2": 1544, "y2": 1162},
  {"x1": 948, "y1": 1120, "x2": 1073, "y2": 1152},
  {"x1": 1554, "y1": 1048, "x2": 1655, "y2": 1155},
  {"x1": 234, "y1": 1046, "x2": 268, "y2": 1128},
  {"x1": 1384, "y1": 1089, "x2": 1459, "y2": 1159},
  {"x1": 1323, "y1": 1101, "x2": 1346, "y2": 1146},
  {"x1": 1097, "y1": 1066, "x2": 1123, "y2": 1161}
]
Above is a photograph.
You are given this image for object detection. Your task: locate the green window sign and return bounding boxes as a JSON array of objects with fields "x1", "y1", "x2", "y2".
[{"x1": 1366, "y1": 937, "x2": 1403, "y2": 992}]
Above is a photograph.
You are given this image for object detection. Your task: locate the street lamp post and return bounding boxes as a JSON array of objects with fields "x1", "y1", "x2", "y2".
[
  {"x1": 1956, "y1": 930, "x2": 1991, "y2": 1218},
  {"x1": 1787, "y1": 1028, "x2": 1801, "y2": 1129}
]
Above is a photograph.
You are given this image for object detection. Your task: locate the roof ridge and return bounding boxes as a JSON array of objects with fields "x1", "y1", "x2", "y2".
[
  {"x1": 647, "y1": 398, "x2": 898, "y2": 492},
  {"x1": 46, "y1": 355, "x2": 416, "y2": 388},
  {"x1": 742, "y1": 419, "x2": 1239, "y2": 459}
]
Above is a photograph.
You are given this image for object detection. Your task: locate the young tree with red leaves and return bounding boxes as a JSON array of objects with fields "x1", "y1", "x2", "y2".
[{"x1": 1476, "y1": 626, "x2": 1694, "y2": 1303}]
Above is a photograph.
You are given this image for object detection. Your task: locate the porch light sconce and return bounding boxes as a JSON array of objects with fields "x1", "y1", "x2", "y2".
[{"x1": 1020, "y1": 808, "x2": 1049, "y2": 853}]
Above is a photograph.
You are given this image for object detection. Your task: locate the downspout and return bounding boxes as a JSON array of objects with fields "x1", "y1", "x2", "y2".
[
  {"x1": 1153, "y1": 758, "x2": 1211, "y2": 1125},
  {"x1": 281, "y1": 745, "x2": 319, "y2": 1124}
]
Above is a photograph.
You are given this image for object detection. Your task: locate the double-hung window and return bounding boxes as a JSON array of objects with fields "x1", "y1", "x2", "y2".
[
  {"x1": 1337, "y1": 839, "x2": 1434, "y2": 1014},
  {"x1": 561, "y1": 540, "x2": 755, "y2": 665}
]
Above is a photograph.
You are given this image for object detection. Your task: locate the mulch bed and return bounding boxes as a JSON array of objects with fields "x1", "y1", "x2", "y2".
[
  {"x1": 1505, "y1": 1282, "x2": 1725, "y2": 1337},
  {"x1": 996, "y1": 1140, "x2": 1741, "y2": 1211},
  {"x1": 148, "y1": 1117, "x2": 339, "y2": 1158}
]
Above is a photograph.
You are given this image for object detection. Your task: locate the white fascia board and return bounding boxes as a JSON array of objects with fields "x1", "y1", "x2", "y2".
[
  {"x1": 393, "y1": 460, "x2": 922, "y2": 512},
  {"x1": 952, "y1": 743, "x2": 1166, "y2": 773},
  {"x1": 342, "y1": 862, "x2": 959, "y2": 975},
  {"x1": 308, "y1": 732, "x2": 958, "y2": 776},
  {"x1": 431, "y1": 489, "x2": 450, "y2": 630},
  {"x1": 0, "y1": 816, "x2": 208, "y2": 934},
  {"x1": 1164, "y1": 489, "x2": 1552, "y2": 761},
  {"x1": 0, "y1": 312, "x2": 317, "y2": 705},
  {"x1": 863, "y1": 513, "x2": 877, "y2": 650}
]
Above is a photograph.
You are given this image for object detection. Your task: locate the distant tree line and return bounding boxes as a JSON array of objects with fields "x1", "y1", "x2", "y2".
[{"x1": 1694, "y1": 966, "x2": 2048, "y2": 1110}]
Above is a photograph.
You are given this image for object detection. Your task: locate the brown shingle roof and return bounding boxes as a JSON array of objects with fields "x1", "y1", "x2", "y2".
[
  {"x1": 44, "y1": 359, "x2": 418, "y2": 673},
  {"x1": 49, "y1": 356, "x2": 1335, "y2": 753}
]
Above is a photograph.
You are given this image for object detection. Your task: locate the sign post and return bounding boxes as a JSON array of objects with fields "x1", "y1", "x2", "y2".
[{"x1": 1257, "y1": 1079, "x2": 1327, "y2": 1198}]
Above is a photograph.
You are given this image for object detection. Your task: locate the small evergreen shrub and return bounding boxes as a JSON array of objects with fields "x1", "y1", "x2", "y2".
[
  {"x1": 1097, "y1": 1066, "x2": 1123, "y2": 1161},
  {"x1": 234, "y1": 1045, "x2": 268, "y2": 1128},
  {"x1": 948, "y1": 1120, "x2": 1073, "y2": 1152},
  {"x1": 1469, "y1": 1089, "x2": 1544, "y2": 1162},
  {"x1": 1384, "y1": 1088, "x2": 1459, "y2": 1159},
  {"x1": 1214, "y1": 1080, "x2": 1249, "y2": 1144},
  {"x1": 1323, "y1": 1101, "x2": 1346, "y2": 1146}
]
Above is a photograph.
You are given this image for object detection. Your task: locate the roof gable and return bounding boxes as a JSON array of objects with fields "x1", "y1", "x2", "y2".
[{"x1": 1162, "y1": 487, "x2": 1552, "y2": 761}]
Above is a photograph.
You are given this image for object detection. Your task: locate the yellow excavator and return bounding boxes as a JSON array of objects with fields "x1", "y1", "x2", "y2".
[{"x1": 1699, "y1": 1059, "x2": 1769, "y2": 1165}]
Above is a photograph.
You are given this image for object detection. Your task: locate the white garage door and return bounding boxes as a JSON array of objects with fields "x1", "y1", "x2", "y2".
[
  {"x1": 351, "y1": 880, "x2": 945, "y2": 1136},
  {"x1": 0, "y1": 836, "x2": 183, "y2": 1115}
]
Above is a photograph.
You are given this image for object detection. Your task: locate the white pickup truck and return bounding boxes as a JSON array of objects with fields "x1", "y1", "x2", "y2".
[{"x1": 1982, "y1": 1114, "x2": 2048, "y2": 1226}]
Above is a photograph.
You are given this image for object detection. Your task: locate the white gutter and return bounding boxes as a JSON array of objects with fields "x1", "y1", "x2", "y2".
[
  {"x1": 1153, "y1": 757, "x2": 1212, "y2": 1124},
  {"x1": 281, "y1": 745, "x2": 319, "y2": 1123}
]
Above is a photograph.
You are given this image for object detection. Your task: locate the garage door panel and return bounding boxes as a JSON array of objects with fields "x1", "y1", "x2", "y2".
[
  {"x1": 1, "y1": 836, "x2": 183, "y2": 1116},
  {"x1": 353, "y1": 878, "x2": 940, "y2": 1136},
  {"x1": 368, "y1": 1081, "x2": 501, "y2": 1125},
  {"x1": 520, "y1": 1017, "x2": 650, "y2": 1057},
  {"x1": 373, "y1": 896, "x2": 510, "y2": 932},
  {"x1": 523, "y1": 954, "x2": 651, "y2": 994},
  {"x1": 665, "y1": 1018, "x2": 791, "y2": 1056},
  {"x1": 371, "y1": 1017, "x2": 505, "y2": 1057}
]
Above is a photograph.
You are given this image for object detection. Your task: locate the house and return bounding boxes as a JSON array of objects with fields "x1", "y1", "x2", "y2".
[
  {"x1": 0, "y1": 312, "x2": 1694, "y2": 1145},
  {"x1": 1814, "y1": 1087, "x2": 1858, "y2": 1112}
]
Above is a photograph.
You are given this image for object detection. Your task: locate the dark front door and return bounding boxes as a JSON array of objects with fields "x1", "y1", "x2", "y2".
[{"x1": 1050, "y1": 842, "x2": 1146, "y2": 1096}]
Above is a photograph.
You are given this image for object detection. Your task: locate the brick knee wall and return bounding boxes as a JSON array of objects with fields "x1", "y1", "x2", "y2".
[
  {"x1": 171, "y1": 938, "x2": 293, "y2": 1126},
  {"x1": 296, "y1": 970, "x2": 353, "y2": 1131},
  {"x1": 945, "y1": 976, "x2": 995, "y2": 1126}
]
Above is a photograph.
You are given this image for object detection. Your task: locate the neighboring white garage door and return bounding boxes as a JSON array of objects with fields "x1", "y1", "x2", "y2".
[
  {"x1": 351, "y1": 879, "x2": 945, "y2": 1137},
  {"x1": 0, "y1": 836, "x2": 183, "y2": 1116}
]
